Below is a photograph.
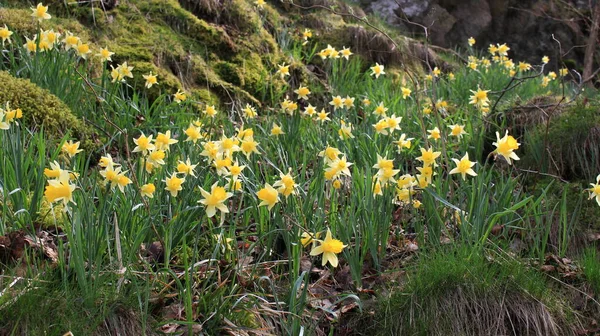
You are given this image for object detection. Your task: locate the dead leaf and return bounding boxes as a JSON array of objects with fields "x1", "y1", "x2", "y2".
[
  {"x1": 405, "y1": 242, "x2": 418, "y2": 252},
  {"x1": 587, "y1": 232, "x2": 600, "y2": 241},
  {"x1": 159, "y1": 324, "x2": 179, "y2": 334},
  {"x1": 491, "y1": 225, "x2": 504, "y2": 236},
  {"x1": 339, "y1": 302, "x2": 359, "y2": 314},
  {"x1": 161, "y1": 302, "x2": 185, "y2": 320},
  {"x1": 440, "y1": 236, "x2": 452, "y2": 244}
]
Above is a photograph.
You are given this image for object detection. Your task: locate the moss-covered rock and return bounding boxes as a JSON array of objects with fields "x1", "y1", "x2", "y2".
[
  {"x1": 128, "y1": 61, "x2": 182, "y2": 101},
  {"x1": 214, "y1": 61, "x2": 242, "y2": 87},
  {"x1": 2, "y1": 0, "x2": 421, "y2": 108},
  {"x1": 0, "y1": 71, "x2": 93, "y2": 149},
  {"x1": 191, "y1": 55, "x2": 260, "y2": 105},
  {"x1": 178, "y1": 0, "x2": 264, "y2": 33},
  {"x1": 136, "y1": 0, "x2": 236, "y2": 54},
  {"x1": 193, "y1": 88, "x2": 221, "y2": 107},
  {"x1": 0, "y1": 8, "x2": 91, "y2": 40}
]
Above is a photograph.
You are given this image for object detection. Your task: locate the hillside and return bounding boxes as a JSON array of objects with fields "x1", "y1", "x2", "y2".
[{"x1": 0, "y1": 1, "x2": 599, "y2": 335}]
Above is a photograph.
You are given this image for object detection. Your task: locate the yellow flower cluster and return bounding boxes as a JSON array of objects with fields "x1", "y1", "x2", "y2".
[
  {"x1": 319, "y1": 146, "x2": 352, "y2": 189},
  {"x1": 317, "y1": 44, "x2": 352, "y2": 60},
  {"x1": 469, "y1": 87, "x2": 491, "y2": 114},
  {"x1": 8, "y1": 3, "x2": 557, "y2": 278},
  {"x1": 98, "y1": 154, "x2": 132, "y2": 193},
  {"x1": 43, "y1": 161, "x2": 77, "y2": 210}
]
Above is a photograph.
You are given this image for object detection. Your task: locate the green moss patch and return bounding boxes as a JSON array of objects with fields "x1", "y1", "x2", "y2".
[{"x1": 0, "y1": 71, "x2": 93, "y2": 149}]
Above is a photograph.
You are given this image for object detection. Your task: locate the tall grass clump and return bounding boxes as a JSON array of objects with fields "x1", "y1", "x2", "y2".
[{"x1": 357, "y1": 247, "x2": 579, "y2": 336}]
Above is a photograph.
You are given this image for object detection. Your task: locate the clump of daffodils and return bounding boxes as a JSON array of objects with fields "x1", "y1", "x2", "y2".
[
  {"x1": 414, "y1": 147, "x2": 441, "y2": 188},
  {"x1": 372, "y1": 154, "x2": 399, "y2": 196},
  {"x1": 111, "y1": 62, "x2": 134, "y2": 83},
  {"x1": 98, "y1": 154, "x2": 132, "y2": 193},
  {"x1": 316, "y1": 44, "x2": 352, "y2": 60}
]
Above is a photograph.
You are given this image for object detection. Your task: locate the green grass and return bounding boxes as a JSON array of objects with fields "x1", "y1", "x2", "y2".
[
  {"x1": 581, "y1": 248, "x2": 600, "y2": 294},
  {"x1": 0, "y1": 269, "x2": 151, "y2": 336}
]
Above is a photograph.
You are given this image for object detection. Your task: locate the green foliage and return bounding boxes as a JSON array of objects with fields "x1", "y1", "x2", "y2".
[{"x1": 0, "y1": 71, "x2": 92, "y2": 150}]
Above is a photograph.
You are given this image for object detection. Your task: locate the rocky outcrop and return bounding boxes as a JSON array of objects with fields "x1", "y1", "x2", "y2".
[{"x1": 363, "y1": 0, "x2": 593, "y2": 69}]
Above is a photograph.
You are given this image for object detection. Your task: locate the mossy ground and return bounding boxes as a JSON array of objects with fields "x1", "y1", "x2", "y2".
[{"x1": 0, "y1": 269, "x2": 153, "y2": 336}]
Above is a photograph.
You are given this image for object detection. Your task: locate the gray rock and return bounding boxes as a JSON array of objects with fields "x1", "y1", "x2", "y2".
[
  {"x1": 396, "y1": 0, "x2": 432, "y2": 18},
  {"x1": 369, "y1": 0, "x2": 402, "y2": 25}
]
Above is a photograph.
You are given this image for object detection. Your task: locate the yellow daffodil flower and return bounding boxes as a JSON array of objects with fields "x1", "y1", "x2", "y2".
[
  {"x1": 164, "y1": 173, "x2": 185, "y2": 197},
  {"x1": 31, "y1": 3, "x2": 51, "y2": 22},
  {"x1": 370, "y1": 62, "x2": 385, "y2": 78},
  {"x1": 199, "y1": 182, "x2": 233, "y2": 218},
  {"x1": 310, "y1": 229, "x2": 347, "y2": 267},
  {"x1": 493, "y1": 131, "x2": 520, "y2": 165},
  {"x1": 143, "y1": 72, "x2": 158, "y2": 88},
  {"x1": 257, "y1": 183, "x2": 279, "y2": 210},
  {"x1": 449, "y1": 153, "x2": 477, "y2": 180},
  {"x1": 140, "y1": 183, "x2": 156, "y2": 198}
]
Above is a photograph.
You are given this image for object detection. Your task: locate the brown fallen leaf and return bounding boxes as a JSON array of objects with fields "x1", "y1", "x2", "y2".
[
  {"x1": 159, "y1": 324, "x2": 179, "y2": 334},
  {"x1": 587, "y1": 232, "x2": 600, "y2": 241},
  {"x1": 161, "y1": 302, "x2": 185, "y2": 321},
  {"x1": 491, "y1": 224, "x2": 504, "y2": 236},
  {"x1": 405, "y1": 242, "x2": 418, "y2": 252}
]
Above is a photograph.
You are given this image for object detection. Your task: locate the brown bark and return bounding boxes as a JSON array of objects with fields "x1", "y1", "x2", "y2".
[{"x1": 583, "y1": 2, "x2": 600, "y2": 83}]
